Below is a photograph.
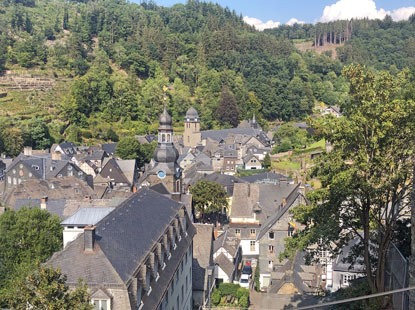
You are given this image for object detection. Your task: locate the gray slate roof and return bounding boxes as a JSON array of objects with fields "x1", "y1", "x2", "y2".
[
  {"x1": 238, "y1": 172, "x2": 293, "y2": 184},
  {"x1": 201, "y1": 128, "x2": 260, "y2": 142},
  {"x1": 214, "y1": 253, "x2": 234, "y2": 278},
  {"x1": 14, "y1": 198, "x2": 66, "y2": 218},
  {"x1": 102, "y1": 143, "x2": 117, "y2": 155},
  {"x1": 49, "y1": 188, "x2": 195, "y2": 286}
]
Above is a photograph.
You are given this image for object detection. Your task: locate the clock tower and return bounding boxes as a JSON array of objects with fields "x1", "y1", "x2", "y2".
[{"x1": 148, "y1": 105, "x2": 182, "y2": 193}]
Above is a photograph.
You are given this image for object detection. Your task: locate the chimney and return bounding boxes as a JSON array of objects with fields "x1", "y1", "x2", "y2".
[
  {"x1": 132, "y1": 186, "x2": 137, "y2": 193},
  {"x1": 52, "y1": 151, "x2": 62, "y2": 161},
  {"x1": 282, "y1": 197, "x2": 287, "y2": 207},
  {"x1": 40, "y1": 196, "x2": 48, "y2": 209},
  {"x1": 24, "y1": 146, "x2": 32, "y2": 156},
  {"x1": 84, "y1": 226, "x2": 96, "y2": 252}
]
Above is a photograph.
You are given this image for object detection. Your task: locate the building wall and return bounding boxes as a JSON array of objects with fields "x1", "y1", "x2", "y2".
[
  {"x1": 240, "y1": 239, "x2": 259, "y2": 257},
  {"x1": 162, "y1": 244, "x2": 193, "y2": 310},
  {"x1": 63, "y1": 227, "x2": 84, "y2": 248},
  {"x1": 184, "y1": 122, "x2": 201, "y2": 148},
  {"x1": 215, "y1": 265, "x2": 230, "y2": 283}
]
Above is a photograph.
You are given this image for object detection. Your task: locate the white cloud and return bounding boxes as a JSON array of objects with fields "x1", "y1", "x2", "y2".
[
  {"x1": 286, "y1": 18, "x2": 305, "y2": 26},
  {"x1": 320, "y1": 0, "x2": 415, "y2": 22},
  {"x1": 320, "y1": 0, "x2": 388, "y2": 22},
  {"x1": 243, "y1": 16, "x2": 280, "y2": 31},
  {"x1": 391, "y1": 7, "x2": 415, "y2": 21}
]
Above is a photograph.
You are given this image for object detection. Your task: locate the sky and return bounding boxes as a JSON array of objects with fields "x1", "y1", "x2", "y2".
[{"x1": 148, "y1": 0, "x2": 415, "y2": 30}]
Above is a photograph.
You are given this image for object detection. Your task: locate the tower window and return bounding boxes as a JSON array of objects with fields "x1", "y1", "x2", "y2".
[{"x1": 162, "y1": 134, "x2": 166, "y2": 142}]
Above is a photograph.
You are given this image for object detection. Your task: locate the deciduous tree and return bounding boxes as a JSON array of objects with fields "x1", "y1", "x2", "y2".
[
  {"x1": 7, "y1": 266, "x2": 92, "y2": 310},
  {"x1": 281, "y1": 65, "x2": 415, "y2": 298},
  {"x1": 191, "y1": 180, "x2": 228, "y2": 217}
]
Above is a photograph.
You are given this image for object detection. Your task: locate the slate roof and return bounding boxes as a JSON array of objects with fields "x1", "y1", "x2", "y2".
[
  {"x1": 61, "y1": 207, "x2": 115, "y2": 226},
  {"x1": 102, "y1": 143, "x2": 117, "y2": 156},
  {"x1": 3, "y1": 177, "x2": 97, "y2": 208},
  {"x1": 333, "y1": 238, "x2": 365, "y2": 273},
  {"x1": 214, "y1": 253, "x2": 234, "y2": 278},
  {"x1": 48, "y1": 188, "x2": 196, "y2": 286},
  {"x1": 192, "y1": 224, "x2": 214, "y2": 291},
  {"x1": 204, "y1": 173, "x2": 238, "y2": 196},
  {"x1": 230, "y1": 183, "x2": 300, "y2": 221},
  {"x1": 13, "y1": 197, "x2": 122, "y2": 220},
  {"x1": 14, "y1": 198, "x2": 66, "y2": 218},
  {"x1": 201, "y1": 128, "x2": 261, "y2": 142},
  {"x1": 213, "y1": 230, "x2": 239, "y2": 257},
  {"x1": 238, "y1": 172, "x2": 293, "y2": 184}
]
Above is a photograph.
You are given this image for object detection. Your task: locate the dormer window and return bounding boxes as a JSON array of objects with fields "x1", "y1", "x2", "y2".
[{"x1": 137, "y1": 285, "x2": 143, "y2": 310}]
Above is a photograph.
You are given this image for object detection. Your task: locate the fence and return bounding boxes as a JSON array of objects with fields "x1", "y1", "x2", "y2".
[{"x1": 385, "y1": 243, "x2": 409, "y2": 310}]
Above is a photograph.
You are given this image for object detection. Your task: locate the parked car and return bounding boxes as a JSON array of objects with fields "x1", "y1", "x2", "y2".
[
  {"x1": 242, "y1": 264, "x2": 252, "y2": 278},
  {"x1": 239, "y1": 274, "x2": 250, "y2": 289}
]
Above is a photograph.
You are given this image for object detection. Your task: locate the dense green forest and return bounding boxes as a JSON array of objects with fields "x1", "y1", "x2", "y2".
[
  {"x1": 266, "y1": 16, "x2": 415, "y2": 70},
  {"x1": 0, "y1": 0, "x2": 413, "y2": 155}
]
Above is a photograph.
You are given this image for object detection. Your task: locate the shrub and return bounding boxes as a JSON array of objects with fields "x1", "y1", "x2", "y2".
[
  {"x1": 218, "y1": 282, "x2": 239, "y2": 297},
  {"x1": 211, "y1": 289, "x2": 221, "y2": 305}
]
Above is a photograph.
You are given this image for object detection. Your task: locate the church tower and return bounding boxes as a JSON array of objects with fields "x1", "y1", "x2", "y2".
[
  {"x1": 183, "y1": 106, "x2": 201, "y2": 148},
  {"x1": 149, "y1": 106, "x2": 182, "y2": 193}
]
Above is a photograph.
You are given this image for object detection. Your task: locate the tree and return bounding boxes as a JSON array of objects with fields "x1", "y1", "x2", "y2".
[
  {"x1": 263, "y1": 153, "x2": 271, "y2": 170},
  {"x1": 2, "y1": 127, "x2": 23, "y2": 157},
  {"x1": 7, "y1": 266, "x2": 93, "y2": 310},
  {"x1": 0, "y1": 207, "x2": 63, "y2": 306},
  {"x1": 116, "y1": 136, "x2": 141, "y2": 160},
  {"x1": 191, "y1": 180, "x2": 228, "y2": 217},
  {"x1": 216, "y1": 88, "x2": 239, "y2": 127},
  {"x1": 104, "y1": 128, "x2": 119, "y2": 142},
  {"x1": 28, "y1": 117, "x2": 53, "y2": 150},
  {"x1": 281, "y1": 65, "x2": 415, "y2": 297},
  {"x1": 254, "y1": 265, "x2": 260, "y2": 292}
]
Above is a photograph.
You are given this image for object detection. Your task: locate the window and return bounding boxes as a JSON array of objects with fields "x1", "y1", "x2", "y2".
[
  {"x1": 250, "y1": 229, "x2": 256, "y2": 237},
  {"x1": 181, "y1": 285, "x2": 184, "y2": 303},
  {"x1": 268, "y1": 260, "x2": 273, "y2": 269},
  {"x1": 343, "y1": 274, "x2": 355, "y2": 285},
  {"x1": 92, "y1": 299, "x2": 109, "y2": 310},
  {"x1": 269, "y1": 245, "x2": 274, "y2": 254},
  {"x1": 171, "y1": 277, "x2": 174, "y2": 295},
  {"x1": 269, "y1": 231, "x2": 274, "y2": 240},
  {"x1": 185, "y1": 275, "x2": 188, "y2": 291},
  {"x1": 181, "y1": 260, "x2": 184, "y2": 273},
  {"x1": 177, "y1": 296, "x2": 179, "y2": 310},
  {"x1": 235, "y1": 228, "x2": 241, "y2": 236},
  {"x1": 250, "y1": 241, "x2": 256, "y2": 251}
]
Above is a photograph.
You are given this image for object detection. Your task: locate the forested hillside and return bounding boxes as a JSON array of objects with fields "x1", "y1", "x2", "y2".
[
  {"x1": 0, "y1": 0, "x2": 412, "y2": 154},
  {"x1": 266, "y1": 16, "x2": 415, "y2": 70}
]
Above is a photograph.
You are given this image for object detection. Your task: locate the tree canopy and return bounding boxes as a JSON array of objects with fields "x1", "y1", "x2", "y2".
[
  {"x1": 7, "y1": 266, "x2": 93, "y2": 310},
  {"x1": 281, "y1": 65, "x2": 415, "y2": 297},
  {"x1": 0, "y1": 207, "x2": 63, "y2": 307},
  {"x1": 191, "y1": 180, "x2": 228, "y2": 217}
]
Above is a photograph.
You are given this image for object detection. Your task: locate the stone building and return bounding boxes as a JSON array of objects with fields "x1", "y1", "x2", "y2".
[
  {"x1": 143, "y1": 106, "x2": 183, "y2": 193},
  {"x1": 48, "y1": 188, "x2": 196, "y2": 310},
  {"x1": 183, "y1": 106, "x2": 201, "y2": 148}
]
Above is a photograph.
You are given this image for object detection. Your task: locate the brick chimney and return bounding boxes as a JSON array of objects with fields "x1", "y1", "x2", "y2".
[
  {"x1": 84, "y1": 226, "x2": 96, "y2": 253},
  {"x1": 40, "y1": 196, "x2": 48, "y2": 209},
  {"x1": 282, "y1": 197, "x2": 287, "y2": 207},
  {"x1": 132, "y1": 186, "x2": 137, "y2": 193},
  {"x1": 24, "y1": 146, "x2": 32, "y2": 156},
  {"x1": 52, "y1": 151, "x2": 62, "y2": 161}
]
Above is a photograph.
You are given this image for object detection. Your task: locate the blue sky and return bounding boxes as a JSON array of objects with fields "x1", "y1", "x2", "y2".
[{"x1": 145, "y1": 0, "x2": 415, "y2": 29}]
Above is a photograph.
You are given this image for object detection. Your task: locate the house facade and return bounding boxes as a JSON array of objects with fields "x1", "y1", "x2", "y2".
[{"x1": 228, "y1": 182, "x2": 303, "y2": 288}]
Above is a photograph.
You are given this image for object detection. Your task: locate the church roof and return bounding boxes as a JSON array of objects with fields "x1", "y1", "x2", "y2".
[{"x1": 185, "y1": 106, "x2": 199, "y2": 120}]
